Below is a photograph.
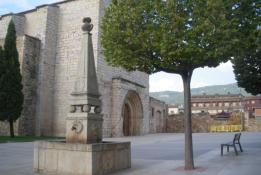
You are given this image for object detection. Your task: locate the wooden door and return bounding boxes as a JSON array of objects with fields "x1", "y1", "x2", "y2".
[{"x1": 123, "y1": 104, "x2": 131, "y2": 136}]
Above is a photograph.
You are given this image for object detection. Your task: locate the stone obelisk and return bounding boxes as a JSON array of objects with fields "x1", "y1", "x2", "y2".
[
  {"x1": 66, "y1": 17, "x2": 103, "y2": 144},
  {"x1": 34, "y1": 18, "x2": 131, "y2": 175}
]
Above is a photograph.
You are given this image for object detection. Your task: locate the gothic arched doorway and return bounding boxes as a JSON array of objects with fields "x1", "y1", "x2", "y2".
[{"x1": 122, "y1": 91, "x2": 143, "y2": 136}]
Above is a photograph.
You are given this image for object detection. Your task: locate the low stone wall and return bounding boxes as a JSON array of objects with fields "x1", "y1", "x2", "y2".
[
  {"x1": 166, "y1": 113, "x2": 243, "y2": 133},
  {"x1": 167, "y1": 114, "x2": 215, "y2": 133},
  {"x1": 246, "y1": 118, "x2": 261, "y2": 132}
]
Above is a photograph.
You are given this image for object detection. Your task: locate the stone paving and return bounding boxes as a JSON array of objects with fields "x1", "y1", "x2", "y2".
[{"x1": 0, "y1": 132, "x2": 260, "y2": 175}]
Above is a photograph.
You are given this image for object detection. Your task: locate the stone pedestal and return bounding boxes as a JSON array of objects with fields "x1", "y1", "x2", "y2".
[
  {"x1": 34, "y1": 141, "x2": 131, "y2": 175},
  {"x1": 66, "y1": 114, "x2": 103, "y2": 144}
]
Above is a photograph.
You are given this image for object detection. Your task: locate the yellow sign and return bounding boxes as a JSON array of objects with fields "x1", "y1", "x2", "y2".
[{"x1": 209, "y1": 125, "x2": 242, "y2": 132}]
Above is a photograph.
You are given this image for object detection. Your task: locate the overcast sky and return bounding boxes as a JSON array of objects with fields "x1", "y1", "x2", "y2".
[
  {"x1": 150, "y1": 61, "x2": 236, "y2": 92},
  {"x1": 0, "y1": 0, "x2": 237, "y2": 92}
]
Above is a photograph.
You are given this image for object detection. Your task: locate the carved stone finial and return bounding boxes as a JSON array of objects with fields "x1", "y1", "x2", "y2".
[{"x1": 82, "y1": 17, "x2": 93, "y2": 32}]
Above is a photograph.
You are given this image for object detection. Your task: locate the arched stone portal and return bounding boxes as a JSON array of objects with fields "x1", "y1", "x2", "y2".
[{"x1": 122, "y1": 91, "x2": 143, "y2": 136}]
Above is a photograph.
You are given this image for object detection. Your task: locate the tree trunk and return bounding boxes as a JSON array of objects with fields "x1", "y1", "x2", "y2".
[
  {"x1": 9, "y1": 118, "x2": 15, "y2": 138},
  {"x1": 182, "y1": 71, "x2": 194, "y2": 170}
]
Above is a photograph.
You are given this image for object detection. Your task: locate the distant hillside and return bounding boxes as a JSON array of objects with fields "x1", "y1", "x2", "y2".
[{"x1": 150, "y1": 83, "x2": 251, "y2": 105}]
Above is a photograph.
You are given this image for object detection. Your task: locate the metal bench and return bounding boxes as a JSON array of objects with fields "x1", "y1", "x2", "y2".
[{"x1": 221, "y1": 133, "x2": 243, "y2": 156}]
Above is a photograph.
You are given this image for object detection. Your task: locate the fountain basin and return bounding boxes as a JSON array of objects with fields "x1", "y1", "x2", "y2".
[{"x1": 34, "y1": 141, "x2": 131, "y2": 175}]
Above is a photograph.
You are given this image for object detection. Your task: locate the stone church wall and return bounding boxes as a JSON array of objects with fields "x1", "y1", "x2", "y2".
[
  {"x1": 0, "y1": 7, "x2": 59, "y2": 136},
  {"x1": 0, "y1": 121, "x2": 19, "y2": 136},
  {"x1": 0, "y1": 36, "x2": 40, "y2": 136},
  {"x1": 97, "y1": 0, "x2": 150, "y2": 137},
  {"x1": 23, "y1": 6, "x2": 60, "y2": 136},
  {"x1": 0, "y1": 0, "x2": 150, "y2": 137},
  {"x1": 50, "y1": 0, "x2": 150, "y2": 137},
  {"x1": 111, "y1": 78, "x2": 149, "y2": 137},
  {"x1": 18, "y1": 36, "x2": 41, "y2": 135},
  {"x1": 0, "y1": 15, "x2": 25, "y2": 38},
  {"x1": 52, "y1": 0, "x2": 101, "y2": 136}
]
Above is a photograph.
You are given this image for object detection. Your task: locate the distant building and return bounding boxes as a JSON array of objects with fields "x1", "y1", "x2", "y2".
[
  {"x1": 168, "y1": 104, "x2": 184, "y2": 115},
  {"x1": 168, "y1": 105, "x2": 179, "y2": 115},
  {"x1": 254, "y1": 107, "x2": 261, "y2": 121},
  {"x1": 150, "y1": 97, "x2": 168, "y2": 133},
  {"x1": 191, "y1": 94, "x2": 244, "y2": 115},
  {"x1": 244, "y1": 96, "x2": 261, "y2": 117}
]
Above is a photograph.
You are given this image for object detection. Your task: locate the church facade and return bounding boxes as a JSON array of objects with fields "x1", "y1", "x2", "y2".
[{"x1": 0, "y1": 0, "x2": 167, "y2": 137}]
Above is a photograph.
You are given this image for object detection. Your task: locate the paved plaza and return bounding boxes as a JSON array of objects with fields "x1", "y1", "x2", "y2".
[{"x1": 0, "y1": 132, "x2": 261, "y2": 175}]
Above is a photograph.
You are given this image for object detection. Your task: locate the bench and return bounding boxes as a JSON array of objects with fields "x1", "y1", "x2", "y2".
[{"x1": 221, "y1": 133, "x2": 243, "y2": 156}]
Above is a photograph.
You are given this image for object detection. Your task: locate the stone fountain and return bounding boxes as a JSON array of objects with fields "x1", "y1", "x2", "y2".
[{"x1": 34, "y1": 17, "x2": 131, "y2": 175}]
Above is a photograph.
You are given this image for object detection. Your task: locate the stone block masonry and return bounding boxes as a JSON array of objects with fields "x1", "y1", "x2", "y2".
[
  {"x1": 34, "y1": 17, "x2": 131, "y2": 175},
  {"x1": 34, "y1": 141, "x2": 131, "y2": 175},
  {"x1": 0, "y1": 0, "x2": 159, "y2": 137},
  {"x1": 18, "y1": 35, "x2": 41, "y2": 136},
  {"x1": 150, "y1": 97, "x2": 168, "y2": 133}
]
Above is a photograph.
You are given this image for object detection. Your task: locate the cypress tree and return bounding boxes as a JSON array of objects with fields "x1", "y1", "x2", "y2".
[
  {"x1": 0, "y1": 20, "x2": 24, "y2": 137},
  {"x1": 0, "y1": 46, "x2": 4, "y2": 77},
  {"x1": 0, "y1": 47, "x2": 6, "y2": 122}
]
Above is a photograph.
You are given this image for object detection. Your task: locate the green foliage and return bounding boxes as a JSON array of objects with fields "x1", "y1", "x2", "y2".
[
  {"x1": 0, "y1": 47, "x2": 4, "y2": 80},
  {"x1": 101, "y1": 0, "x2": 235, "y2": 75},
  {"x1": 0, "y1": 46, "x2": 6, "y2": 120},
  {"x1": 0, "y1": 46, "x2": 6, "y2": 121},
  {"x1": 0, "y1": 20, "x2": 24, "y2": 137},
  {"x1": 101, "y1": 0, "x2": 244, "y2": 169},
  {"x1": 0, "y1": 136, "x2": 64, "y2": 143},
  {"x1": 231, "y1": 0, "x2": 261, "y2": 95}
]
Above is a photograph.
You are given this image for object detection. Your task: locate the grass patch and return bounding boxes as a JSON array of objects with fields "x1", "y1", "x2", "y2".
[{"x1": 0, "y1": 136, "x2": 64, "y2": 143}]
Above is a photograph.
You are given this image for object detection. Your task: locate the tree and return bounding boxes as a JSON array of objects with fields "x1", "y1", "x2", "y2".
[
  {"x1": 0, "y1": 46, "x2": 4, "y2": 76},
  {"x1": 0, "y1": 20, "x2": 23, "y2": 137},
  {"x1": 0, "y1": 47, "x2": 7, "y2": 123},
  {"x1": 101, "y1": 0, "x2": 237, "y2": 169},
  {"x1": 0, "y1": 47, "x2": 5, "y2": 92},
  {"x1": 231, "y1": 0, "x2": 261, "y2": 95}
]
